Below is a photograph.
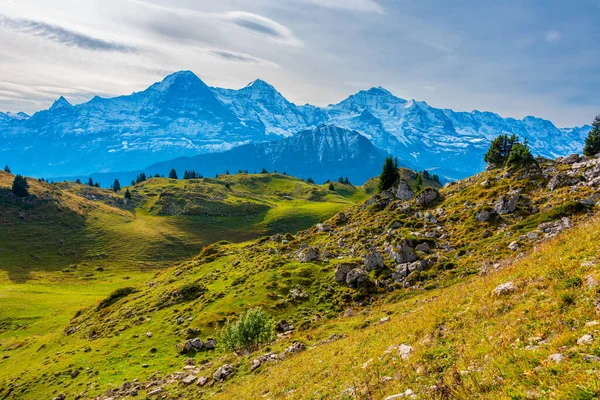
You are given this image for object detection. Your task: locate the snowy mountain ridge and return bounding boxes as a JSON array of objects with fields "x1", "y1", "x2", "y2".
[{"x1": 0, "y1": 70, "x2": 591, "y2": 179}]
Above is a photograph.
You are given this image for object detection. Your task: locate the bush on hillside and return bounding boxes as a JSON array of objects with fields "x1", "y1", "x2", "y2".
[
  {"x1": 485, "y1": 134, "x2": 537, "y2": 169},
  {"x1": 96, "y1": 287, "x2": 137, "y2": 310},
  {"x1": 11, "y1": 174, "x2": 29, "y2": 197},
  {"x1": 219, "y1": 307, "x2": 274, "y2": 354},
  {"x1": 506, "y1": 142, "x2": 535, "y2": 167}
]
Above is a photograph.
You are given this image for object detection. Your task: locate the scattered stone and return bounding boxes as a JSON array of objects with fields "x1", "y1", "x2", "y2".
[
  {"x1": 494, "y1": 190, "x2": 521, "y2": 215},
  {"x1": 142, "y1": 363, "x2": 149, "y2": 368},
  {"x1": 275, "y1": 320, "x2": 294, "y2": 333},
  {"x1": 415, "y1": 242, "x2": 431, "y2": 253},
  {"x1": 482, "y1": 230, "x2": 493, "y2": 238},
  {"x1": 547, "y1": 173, "x2": 579, "y2": 191},
  {"x1": 148, "y1": 388, "x2": 162, "y2": 396},
  {"x1": 213, "y1": 364, "x2": 234, "y2": 382},
  {"x1": 250, "y1": 352, "x2": 281, "y2": 371},
  {"x1": 582, "y1": 354, "x2": 600, "y2": 362},
  {"x1": 392, "y1": 181, "x2": 414, "y2": 201},
  {"x1": 316, "y1": 223, "x2": 331, "y2": 232},
  {"x1": 508, "y1": 241, "x2": 519, "y2": 251},
  {"x1": 547, "y1": 353, "x2": 566, "y2": 363},
  {"x1": 398, "y1": 344, "x2": 414, "y2": 360},
  {"x1": 492, "y1": 281, "x2": 515, "y2": 296},
  {"x1": 203, "y1": 338, "x2": 216, "y2": 351},
  {"x1": 475, "y1": 208, "x2": 495, "y2": 223},
  {"x1": 526, "y1": 232, "x2": 539, "y2": 240},
  {"x1": 181, "y1": 375, "x2": 196, "y2": 385},
  {"x1": 196, "y1": 376, "x2": 209, "y2": 386},
  {"x1": 346, "y1": 268, "x2": 369, "y2": 287},
  {"x1": 297, "y1": 246, "x2": 319, "y2": 262},
  {"x1": 285, "y1": 342, "x2": 307, "y2": 354},
  {"x1": 577, "y1": 334, "x2": 594, "y2": 345},
  {"x1": 538, "y1": 217, "x2": 572, "y2": 237},
  {"x1": 53, "y1": 394, "x2": 66, "y2": 400},
  {"x1": 415, "y1": 188, "x2": 439, "y2": 206},
  {"x1": 146, "y1": 332, "x2": 152, "y2": 338},
  {"x1": 334, "y1": 263, "x2": 357, "y2": 283},
  {"x1": 289, "y1": 286, "x2": 309, "y2": 301},
  {"x1": 364, "y1": 250, "x2": 384, "y2": 271},
  {"x1": 388, "y1": 239, "x2": 418, "y2": 264}
]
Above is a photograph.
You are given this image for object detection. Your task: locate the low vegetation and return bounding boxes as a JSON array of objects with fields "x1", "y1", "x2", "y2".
[{"x1": 2, "y1": 140, "x2": 600, "y2": 399}]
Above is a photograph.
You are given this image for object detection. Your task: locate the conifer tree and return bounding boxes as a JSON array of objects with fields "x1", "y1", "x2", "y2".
[
  {"x1": 3, "y1": 165, "x2": 10, "y2": 173},
  {"x1": 124, "y1": 188, "x2": 131, "y2": 200},
  {"x1": 11, "y1": 174, "x2": 29, "y2": 197},
  {"x1": 484, "y1": 134, "x2": 518, "y2": 166},
  {"x1": 307, "y1": 177, "x2": 314, "y2": 184},
  {"x1": 414, "y1": 172, "x2": 423, "y2": 192},
  {"x1": 328, "y1": 183, "x2": 335, "y2": 191},
  {"x1": 168, "y1": 169, "x2": 178, "y2": 179},
  {"x1": 583, "y1": 115, "x2": 600, "y2": 157},
  {"x1": 112, "y1": 179, "x2": 121, "y2": 192},
  {"x1": 378, "y1": 156, "x2": 400, "y2": 192}
]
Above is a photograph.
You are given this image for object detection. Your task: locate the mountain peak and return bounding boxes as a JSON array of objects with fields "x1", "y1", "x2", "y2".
[
  {"x1": 50, "y1": 96, "x2": 73, "y2": 110},
  {"x1": 366, "y1": 86, "x2": 393, "y2": 96},
  {"x1": 246, "y1": 79, "x2": 274, "y2": 90},
  {"x1": 149, "y1": 70, "x2": 206, "y2": 92}
]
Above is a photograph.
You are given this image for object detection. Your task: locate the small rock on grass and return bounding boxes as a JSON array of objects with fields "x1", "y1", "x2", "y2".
[{"x1": 492, "y1": 281, "x2": 515, "y2": 296}]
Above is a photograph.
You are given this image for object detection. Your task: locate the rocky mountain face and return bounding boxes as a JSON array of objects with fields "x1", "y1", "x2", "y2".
[
  {"x1": 144, "y1": 125, "x2": 391, "y2": 184},
  {"x1": 0, "y1": 70, "x2": 591, "y2": 180}
]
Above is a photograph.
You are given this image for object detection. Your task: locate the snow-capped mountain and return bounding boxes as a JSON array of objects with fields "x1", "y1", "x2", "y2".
[
  {"x1": 0, "y1": 71, "x2": 268, "y2": 177},
  {"x1": 0, "y1": 70, "x2": 592, "y2": 180}
]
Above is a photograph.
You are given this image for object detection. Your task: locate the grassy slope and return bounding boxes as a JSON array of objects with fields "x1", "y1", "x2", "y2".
[
  {"x1": 3, "y1": 161, "x2": 592, "y2": 399},
  {"x1": 0, "y1": 172, "x2": 366, "y2": 399},
  {"x1": 216, "y1": 215, "x2": 600, "y2": 400}
]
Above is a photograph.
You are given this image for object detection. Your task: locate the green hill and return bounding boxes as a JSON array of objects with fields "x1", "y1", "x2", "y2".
[{"x1": 3, "y1": 157, "x2": 598, "y2": 399}]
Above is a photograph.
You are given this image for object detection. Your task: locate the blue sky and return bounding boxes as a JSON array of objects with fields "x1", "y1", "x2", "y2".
[{"x1": 0, "y1": 0, "x2": 598, "y2": 126}]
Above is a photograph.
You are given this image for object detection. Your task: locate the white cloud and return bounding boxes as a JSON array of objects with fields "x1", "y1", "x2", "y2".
[{"x1": 300, "y1": 0, "x2": 384, "y2": 13}]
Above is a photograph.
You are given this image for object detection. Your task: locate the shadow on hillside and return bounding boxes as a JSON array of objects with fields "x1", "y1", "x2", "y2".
[{"x1": 0, "y1": 189, "x2": 87, "y2": 283}]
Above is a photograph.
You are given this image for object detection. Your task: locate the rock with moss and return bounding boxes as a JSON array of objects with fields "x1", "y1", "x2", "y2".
[
  {"x1": 494, "y1": 190, "x2": 521, "y2": 215},
  {"x1": 415, "y1": 188, "x2": 439, "y2": 206},
  {"x1": 363, "y1": 250, "x2": 384, "y2": 271}
]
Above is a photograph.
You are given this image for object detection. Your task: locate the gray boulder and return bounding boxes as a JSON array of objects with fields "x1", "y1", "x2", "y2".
[
  {"x1": 297, "y1": 246, "x2": 319, "y2": 262},
  {"x1": 494, "y1": 190, "x2": 521, "y2": 215},
  {"x1": 475, "y1": 208, "x2": 495, "y2": 222},
  {"x1": 547, "y1": 174, "x2": 579, "y2": 191},
  {"x1": 213, "y1": 364, "x2": 234, "y2": 382},
  {"x1": 334, "y1": 263, "x2": 357, "y2": 283},
  {"x1": 389, "y1": 239, "x2": 418, "y2": 264},
  {"x1": 392, "y1": 181, "x2": 414, "y2": 201},
  {"x1": 346, "y1": 268, "x2": 369, "y2": 287},
  {"x1": 415, "y1": 188, "x2": 439, "y2": 206},
  {"x1": 363, "y1": 250, "x2": 384, "y2": 271}
]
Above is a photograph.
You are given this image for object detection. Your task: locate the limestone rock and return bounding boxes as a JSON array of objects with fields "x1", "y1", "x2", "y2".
[
  {"x1": 363, "y1": 250, "x2": 384, "y2": 271},
  {"x1": 494, "y1": 190, "x2": 521, "y2": 215},
  {"x1": 213, "y1": 364, "x2": 234, "y2": 382},
  {"x1": 492, "y1": 281, "x2": 515, "y2": 296},
  {"x1": 415, "y1": 188, "x2": 439, "y2": 206}
]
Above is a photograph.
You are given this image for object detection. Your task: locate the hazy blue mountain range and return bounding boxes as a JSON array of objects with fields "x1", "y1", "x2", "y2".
[
  {"x1": 0, "y1": 70, "x2": 591, "y2": 181},
  {"x1": 59, "y1": 125, "x2": 396, "y2": 188}
]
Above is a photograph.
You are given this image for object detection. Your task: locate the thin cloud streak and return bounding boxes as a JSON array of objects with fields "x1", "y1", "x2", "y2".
[{"x1": 0, "y1": 14, "x2": 136, "y2": 52}]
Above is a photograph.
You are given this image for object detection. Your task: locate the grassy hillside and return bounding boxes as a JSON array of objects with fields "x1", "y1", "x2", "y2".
[
  {"x1": 4, "y1": 157, "x2": 597, "y2": 399},
  {"x1": 0, "y1": 171, "x2": 369, "y2": 399}
]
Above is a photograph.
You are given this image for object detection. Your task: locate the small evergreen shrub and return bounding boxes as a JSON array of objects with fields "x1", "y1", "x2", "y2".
[{"x1": 219, "y1": 307, "x2": 275, "y2": 354}]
